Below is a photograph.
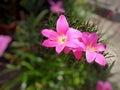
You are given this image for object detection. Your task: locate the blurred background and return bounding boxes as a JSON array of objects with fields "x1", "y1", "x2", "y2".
[{"x1": 0, "y1": 0, "x2": 120, "y2": 90}]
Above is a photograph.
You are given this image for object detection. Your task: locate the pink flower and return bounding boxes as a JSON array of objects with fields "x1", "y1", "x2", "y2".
[
  {"x1": 64, "y1": 47, "x2": 83, "y2": 60},
  {"x1": 96, "y1": 80, "x2": 113, "y2": 90},
  {"x1": 64, "y1": 37, "x2": 85, "y2": 60},
  {"x1": 48, "y1": 0, "x2": 65, "y2": 14},
  {"x1": 107, "y1": 11, "x2": 113, "y2": 18},
  {"x1": 0, "y1": 35, "x2": 12, "y2": 56},
  {"x1": 41, "y1": 15, "x2": 84, "y2": 54},
  {"x1": 82, "y1": 32, "x2": 106, "y2": 66}
]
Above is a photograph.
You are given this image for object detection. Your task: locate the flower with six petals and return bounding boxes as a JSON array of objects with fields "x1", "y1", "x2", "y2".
[
  {"x1": 96, "y1": 80, "x2": 112, "y2": 90},
  {"x1": 42, "y1": 15, "x2": 84, "y2": 54},
  {"x1": 82, "y1": 32, "x2": 106, "y2": 66},
  {"x1": 48, "y1": 0, "x2": 65, "y2": 14}
]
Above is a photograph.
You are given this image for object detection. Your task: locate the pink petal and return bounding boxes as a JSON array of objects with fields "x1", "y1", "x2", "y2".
[
  {"x1": 58, "y1": 8, "x2": 65, "y2": 13},
  {"x1": 64, "y1": 47, "x2": 71, "y2": 54},
  {"x1": 66, "y1": 40, "x2": 79, "y2": 48},
  {"x1": 95, "y1": 53, "x2": 106, "y2": 66},
  {"x1": 96, "y1": 44, "x2": 106, "y2": 51},
  {"x1": 55, "y1": 10, "x2": 63, "y2": 15},
  {"x1": 96, "y1": 80, "x2": 104, "y2": 90},
  {"x1": 67, "y1": 28, "x2": 82, "y2": 39},
  {"x1": 104, "y1": 81, "x2": 113, "y2": 90},
  {"x1": 56, "y1": 1, "x2": 63, "y2": 7},
  {"x1": 51, "y1": 6, "x2": 65, "y2": 14},
  {"x1": 51, "y1": 6, "x2": 57, "y2": 12},
  {"x1": 56, "y1": 15, "x2": 69, "y2": 34},
  {"x1": 56, "y1": 44, "x2": 65, "y2": 54},
  {"x1": 66, "y1": 39, "x2": 85, "y2": 50},
  {"x1": 82, "y1": 32, "x2": 90, "y2": 36},
  {"x1": 89, "y1": 33, "x2": 98, "y2": 45},
  {"x1": 82, "y1": 32, "x2": 90, "y2": 44},
  {"x1": 73, "y1": 50, "x2": 82, "y2": 60},
  {"x1": 48, "y1": 0, "x2": 55, "y2": 5},
  {"x1": 42, "y1": 39, "x2": 58, "y2": 47},
  {"x1": 0, "y1": 36, "x2": 12, "y2": 56},
  {"x1": 86, "y1": 51, "x2": 96, "y2": 63},
  {"x1": 41, "y1": 29, "x2": 58, "y2": 40},
  {"x1": 78, "y1": 42, "x2": 86, "y2": 51}
]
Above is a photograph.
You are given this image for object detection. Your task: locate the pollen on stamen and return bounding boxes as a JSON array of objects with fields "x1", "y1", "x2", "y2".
[
  {"x1": 87, "y1": 46, "x2": 96, "y2": 52},
  {"x1": 57, "y1": 35, "x2": 67, "y2": 44}
]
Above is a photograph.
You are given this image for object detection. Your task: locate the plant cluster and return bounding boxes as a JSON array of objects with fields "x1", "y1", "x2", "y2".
[{"x1": 0, "y1": 0, "x2": 116, "y2": 90}]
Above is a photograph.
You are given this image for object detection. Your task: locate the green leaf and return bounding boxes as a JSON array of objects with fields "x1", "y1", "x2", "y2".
[
  {"x1": 6, "y1": 64, "x2": 19, "y2": 70},
  {"x1": 32, "y1": 9, "x2": 48, "y2": 28},
  {"x1": 107, "y1": 61, "x2": 115, "y2": 71},
  {"x1": 21, "y1": 61, "x2": 34, "y2": 70},
  {"x1": 21, "y1": 73, "x2": 28, "y2": 90}
]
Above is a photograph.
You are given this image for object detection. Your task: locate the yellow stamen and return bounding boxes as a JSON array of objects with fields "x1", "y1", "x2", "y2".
[
  {"x1": 87, "y1": 45, "x2": 96, "y2": 52},
  {"x1": 57, "y1": 34, "x2": 67, "y2": 44}
]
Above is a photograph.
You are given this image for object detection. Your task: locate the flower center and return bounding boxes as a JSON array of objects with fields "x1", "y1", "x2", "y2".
[
  {"x1": 87, "y1": 45, "x2": 96, "y2": 52},
  {"x1": 57, "y1": 35, "x2": 67, "y2": 44}
]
